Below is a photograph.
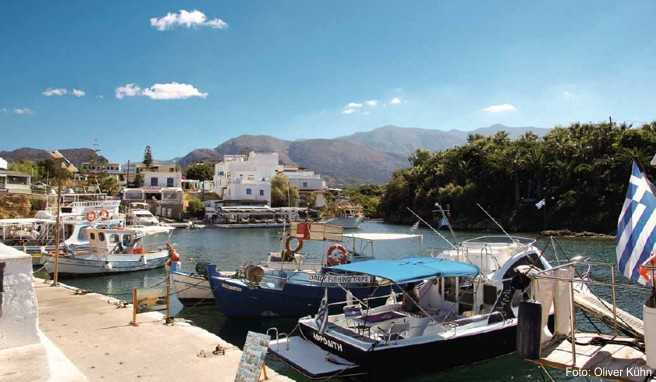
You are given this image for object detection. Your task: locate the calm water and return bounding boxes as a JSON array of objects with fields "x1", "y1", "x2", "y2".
[{"x1": 54, "y1": 221, "x2": 647, "y2": 381}]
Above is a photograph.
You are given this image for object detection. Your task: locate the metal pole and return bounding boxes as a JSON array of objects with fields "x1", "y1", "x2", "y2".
[
  {"x1": 130, "y1": 288, "x2": 138, "y2": 326},
  {"x1": 569, "y1": 280, "x2": 576, "y2": 366},
  {"x1": 52, "y1": 180, "x2": 62, "y2": 287},
  {"x1": 611, "y1": 264, "x2": 618, "y2": 335}
]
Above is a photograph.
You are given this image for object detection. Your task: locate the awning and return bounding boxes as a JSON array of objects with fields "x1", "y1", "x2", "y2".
[
  {"x1": 342, "y1": 233, "x2": 422, "y2": 241},
  {"x1": 332, "y1": 257, "x2": 479, "y2": 283}
]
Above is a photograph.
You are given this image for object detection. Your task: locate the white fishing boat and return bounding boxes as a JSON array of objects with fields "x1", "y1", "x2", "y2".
[
  {"x1": 269, "y1": 236, "x2": 553, "y2": 379},
  {"x1": 324, "y1": 207, "x2": 363, "y2": 229},
  {"x1": 44, "y1": 227, "x2": 172, "y2": 277},
  {"x1": 126, "y1": 202, "x2": 160, "y2": 226}
]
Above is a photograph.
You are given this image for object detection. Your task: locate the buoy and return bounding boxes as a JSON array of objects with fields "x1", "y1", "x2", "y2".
[
  {"x1": 86, "y1": 211, "x2": 97, "y2": 222},
  {"x1": 517, "y1": 301, "x2": 542, "y2": 360},
  {"x1": 326, "y1": 244, "x2": 349, "y2": 266},
  {"x1": 285, "y1": 236, "x2": 303, "y2": 254},
  {"x1": 104, "y1": 261, "x2": 113, "y2": 271},
  {"x1": 99, "y1": 208, "x2": 110, "y2": 220}
]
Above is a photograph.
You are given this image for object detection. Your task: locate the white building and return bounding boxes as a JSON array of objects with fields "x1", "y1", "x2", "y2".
[
  {"x1": 213, "y1": 152, "x2": 279, "y2": 204},
  {"x1": 0, "y1": 157, "x2": 7, "y2": 170},
  {"x1": 281, "y1": 168, "x2": 326, "y2": 191},
  {"x1": 142, "y1": 170, "x2": 181, "y2": 188}
]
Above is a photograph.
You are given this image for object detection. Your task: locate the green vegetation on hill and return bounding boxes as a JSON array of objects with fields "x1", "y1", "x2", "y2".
[
  {"x1": 345, "y1": 184, "x2": 385, "y2": 218},
  {"x1": 380, "y1": 122, "x2": 656, "y2": 233}
]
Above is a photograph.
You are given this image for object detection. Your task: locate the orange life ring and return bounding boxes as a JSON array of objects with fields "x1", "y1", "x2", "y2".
[
  {"x1": 99, "y1": 209, "x2": 110, "y2": 220},
  {"x1": 285, "y1": 236, "x2": 304, "y2": 253},
  {"x1": 326, "y1": 244, "x2": 349, "y2": 266},
  {"x1": 85, "y1": 211, "x2": 97, "y2": 222}
]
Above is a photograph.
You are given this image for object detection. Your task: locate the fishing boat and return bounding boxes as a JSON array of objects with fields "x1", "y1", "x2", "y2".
[
  {"x1": 269, "y1": 236, "x2": 552, "y2": 379},
  {"x1": 43, "y1": 227, "x2": 173, "y2": 277},
  {"x1": 324, "y1": 203, "x2": 364, "y2": 229},
  {"x1": 206, "y1": 225, "x2": 423, "y2": 318}
]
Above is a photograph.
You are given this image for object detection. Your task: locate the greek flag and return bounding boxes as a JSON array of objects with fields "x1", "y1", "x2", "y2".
[
  {"x1": 315, "y1": 287, "x2": 329, "y2": 333},
  {"x1": 617, "y1": 161, "x2": 656, "y2": 285}
]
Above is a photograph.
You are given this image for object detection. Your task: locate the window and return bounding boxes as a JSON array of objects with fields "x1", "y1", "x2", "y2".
[
  {"x1": 89, "y1": 232, "x2": 96, "y2": 241},
  {"x1": 246, "y1": 188, "x2": 252, "y2": 195},
  {"x1": 122, "y1": 235, "x2": 131, "y2": 247},
  {"x1": 98, "y1": 232, "x2": 105, "y2": 242},
  {"x1": 167, "y1": 177, "x2": 174, "y2": 187},
  {"x1": 110, "y1": 234, "x2": 119, "y2": 243},
  {"x1": 302, "y1": 182, "x2": 308, "y2": 188},
  {"x1": 150, "y1": 177, "x2": 158, "y2": 186},
  {"x1": 218, "y1": 171, "x2": 224, "y2": 176},
  {"x1": 259, "y1": 189, "x2": 264, "y2": 196}
]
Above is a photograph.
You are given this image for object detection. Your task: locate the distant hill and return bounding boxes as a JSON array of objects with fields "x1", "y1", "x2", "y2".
[
  {"x1": 178, "y1": 124, "x2": 548, "y2": 186},
  {"x1": 339, "y1": 124, "x2": 549, "y2": 157},
  {"x1": 0, "y1": 147, "x2": 107, "y2": 167}
]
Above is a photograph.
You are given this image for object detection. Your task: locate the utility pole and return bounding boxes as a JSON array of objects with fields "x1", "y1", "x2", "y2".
[{"x1": 52, "y1": 178, "x2": 62, "y2": 287}]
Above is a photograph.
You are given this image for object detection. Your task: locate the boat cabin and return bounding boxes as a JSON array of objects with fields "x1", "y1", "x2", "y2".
[{"x1": 87, "y1": 228, "x2": 144, "y2": 255}]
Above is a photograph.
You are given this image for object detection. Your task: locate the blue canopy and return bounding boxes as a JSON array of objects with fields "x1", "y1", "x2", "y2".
[{"x1": 332, "y1": 257, "x2": 479, "y2": 283}]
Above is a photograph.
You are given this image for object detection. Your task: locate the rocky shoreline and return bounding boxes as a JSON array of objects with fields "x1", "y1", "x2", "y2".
[{"x1": 539, "y1": 229, "x2": 615, "y2": 240}]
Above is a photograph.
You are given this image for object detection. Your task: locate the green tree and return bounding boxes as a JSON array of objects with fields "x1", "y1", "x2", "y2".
[
  {"x1": 380, "y1": 121, "x2": 656, "y2": 233},
  {"x1": 143, "y1": 145, "x2": 153, "y2": 167},
  {"x1": 186, "y1": 163, "x2": 214, "y2": 181},
  {"x1": 186, "y1": 197, "x2": 205, "y2": 218},
  {"x1": 271, "y1": 174, "x2": 299, "y2": 207},
  {"x1": 98, "y1": 175, "x2": 120, "y2": 195},
  {"x1": 8, "y1": 161, "x2": 41, "y2": 181}
]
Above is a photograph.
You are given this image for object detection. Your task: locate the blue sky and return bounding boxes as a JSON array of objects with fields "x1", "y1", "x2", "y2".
[{"x1": 1, "y1": 1, "x2": 655, "y2": 162}]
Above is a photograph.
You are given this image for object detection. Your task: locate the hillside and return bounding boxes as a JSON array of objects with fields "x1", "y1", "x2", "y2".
[
  {"x1": 339, "y1": 124, "x2": 548, "y2": 157},
  {"x1": 178, "y1": 124, "x2": 549, "y2": 185},
  {"x1": 0, "y1": 147, "x2": 106, "y2": 167}
]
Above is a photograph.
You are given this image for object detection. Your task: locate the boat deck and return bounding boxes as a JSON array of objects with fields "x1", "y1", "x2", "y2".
[{"x1": 534, "y1": 332, "x2": 653, "y2": 381}]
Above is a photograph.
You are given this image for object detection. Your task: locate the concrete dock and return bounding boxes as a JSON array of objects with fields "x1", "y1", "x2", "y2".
[{"x1": 2, "y1": 278, "x2": 293, "y2": 382}]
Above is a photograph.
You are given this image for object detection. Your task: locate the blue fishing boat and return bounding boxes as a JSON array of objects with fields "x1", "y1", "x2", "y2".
[{"x1": 207, "y1": 230, "x2": 423, "y2": 318}]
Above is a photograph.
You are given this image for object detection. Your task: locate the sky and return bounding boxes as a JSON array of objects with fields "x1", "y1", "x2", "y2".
[{"x1": 1, "y1": 1, "x2": 656, "y2": 162}]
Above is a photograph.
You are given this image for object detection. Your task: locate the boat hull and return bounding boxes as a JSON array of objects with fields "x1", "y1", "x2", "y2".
[
  {"x1": 208, "y1": 267, "x2": 392, "y2": 318},
  {"x1": 44, "y1": 251, "x2": 168, "y2": 277},
  {"x1": 171, "y1": 271, "x2": 214, "y2": 305},
  {"x1": 298, "y1": 320, "x2": 518, "y2": 379},
  {"x1": 324, "y1": 216, "x2": 363, "y2": 229}
]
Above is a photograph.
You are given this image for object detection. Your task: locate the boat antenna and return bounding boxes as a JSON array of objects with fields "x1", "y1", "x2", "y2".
[
  {"x1": 475, "y1": 203, "x2": 515, "y2": 243},
  {"x1": 434, "y1": 202, "x2": 457, "y2": 243},
  {"x1": 406, "y1": 207, "x2": 456, "y2": 249}
]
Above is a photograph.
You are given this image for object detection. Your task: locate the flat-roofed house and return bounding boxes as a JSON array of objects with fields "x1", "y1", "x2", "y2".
[{"x1": 0, "y1": 170, "x2": 31, "y2": 194}]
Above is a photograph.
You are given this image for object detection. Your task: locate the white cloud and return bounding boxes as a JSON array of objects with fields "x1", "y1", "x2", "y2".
[
  {"x1": 346, "y1": 102, "x2": 363, "y2": 109},
  {"x1": 0, "y1": 108, "x2": 7, "y2": 113},
  {"x1": 150, "y1": 10, "x2": 229, "y2": 31},
  {"x1": 115, "y1": 82, "x2": 207, "y2": 100},
  {"x1": 481, "y1": 103, "x2": 517, "y2": 113},
  {"x1": 115, "y1": 83, "x2": 142, "y2": 99},
  {"x1": 342, "y1": 108, "x2": 357, "y2": 115},
  {"x1": 42, "y1": 88, "x2": 67, "y2": 96},
  {"x1": 72, "y1": 89, "x2": 86, "y2": 97},
  {"x1": 364, "y1": 99, "x2": 378, "y2": 107},
  {"x1": 142, "y1": 82, "x2": 208, "y2": 100},
  {"x1": 14, "y1": 108, "x2": 33, "y2": 115},
  {"x1": 389, "y1": 97, "x2": 402, "y2": 105}
]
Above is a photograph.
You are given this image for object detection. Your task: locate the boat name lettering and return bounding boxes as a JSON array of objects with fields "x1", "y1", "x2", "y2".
[
  {"x1": 221, "y1": 283, "x2": 243, "y2": 292},
  {"x1": 308, "y1": 274, "x2": 372, "y2": 284},
  {"x1": 312, "y1": 332, "x2": 343, "y2": 352}
]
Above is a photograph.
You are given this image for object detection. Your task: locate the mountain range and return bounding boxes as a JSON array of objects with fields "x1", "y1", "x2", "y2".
[
  {"x1": 0, "y1": 148, "x2": 106, "y2": 167},
  {"x1": 179, "y1": 124, "x2": 548, "y2": 185},
  {"x1": 1, "y1": 124, "x2": 547, "y2": 185}
]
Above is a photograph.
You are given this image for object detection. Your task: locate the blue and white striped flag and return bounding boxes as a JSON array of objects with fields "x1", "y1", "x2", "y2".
[
  {"x1": 535, "y1": 199, "x2": 546, "y2": 210},
  {"x1": 617, "y1": 161, "x2": 656, "y2": 285},
  {"x1": 315, "y1": 287, "x2": 329, "y2": 333}
]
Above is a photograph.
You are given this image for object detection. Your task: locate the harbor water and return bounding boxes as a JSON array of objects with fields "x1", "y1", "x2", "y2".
[{"x1": 51, "y1": 221, "x2": 645, "y2": 381}]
